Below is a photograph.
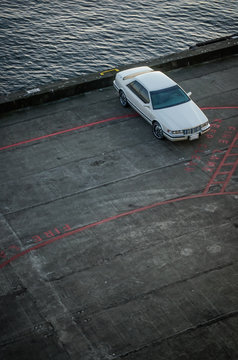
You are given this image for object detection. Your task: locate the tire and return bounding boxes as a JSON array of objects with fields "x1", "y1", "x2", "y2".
[
  {"x1": 119, "y1": 90, "x2": 128, "y2": 107},
  {"x1": 152, "y1": 121, "x2": 164, "y2": 140}
]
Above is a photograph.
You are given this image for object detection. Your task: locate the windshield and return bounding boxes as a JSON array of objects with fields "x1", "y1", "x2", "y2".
[{"x1": 150, "y1": 85, "x2": 190, "y2": 110}]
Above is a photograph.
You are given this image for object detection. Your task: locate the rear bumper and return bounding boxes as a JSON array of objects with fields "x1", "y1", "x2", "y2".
[{"x1": 113, "y1": 81, "x2": 119, "y2": 92}]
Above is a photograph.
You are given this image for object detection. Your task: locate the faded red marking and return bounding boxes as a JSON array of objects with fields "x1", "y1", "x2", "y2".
[
  {"x1": 201, "y1": 106, "x2": 238, "y2": 110},
  {"x1": 1, "y1": 106, "x2": 237, "y2": 269},
  {"x1": 0, "y1": 191, "x2": 237, "y2": 270},
  {"x1": 32, "y1": 224, "x2": 71, "y2": 243},
  {"x1": 0, "y1": 114, "x2": 136, "y2": 151},
  {"x1": 203, "y1": 133, "x2": 238, "y2": 194},
  {"x1": 1, "y1": 106, "x2": 238, "y2": 152}
]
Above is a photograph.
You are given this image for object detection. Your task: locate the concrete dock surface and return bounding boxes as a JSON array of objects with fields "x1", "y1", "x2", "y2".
[{"x1": 0, "y1": 54, "x2": 238, "y2": 359}]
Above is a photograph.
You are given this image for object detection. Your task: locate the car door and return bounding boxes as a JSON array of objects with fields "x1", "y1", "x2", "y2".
[{"x1": 127, "y1": 81, "x2": 153, "y2": 124}]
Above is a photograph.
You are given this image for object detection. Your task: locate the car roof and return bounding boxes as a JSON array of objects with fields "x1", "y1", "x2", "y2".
[
  {"x1": 122, "y1": 66, "x2": 154, "y2": 80},
  {"x1": 135, "y1": 71, "x2": 176, "y2": 91}
]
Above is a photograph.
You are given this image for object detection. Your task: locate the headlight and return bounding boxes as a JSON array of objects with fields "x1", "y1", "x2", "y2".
[
  {"x1": 172, "y1": 130, "x2": 184, "y2": 134},
  {"x1": 201, "y1": 121, "x2": 209, "y2": 128},
  {"x1": 167, "y1": 129, "x2": 183, "y2": 135}
]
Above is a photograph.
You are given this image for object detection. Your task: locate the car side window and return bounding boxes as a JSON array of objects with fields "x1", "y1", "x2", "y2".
[{"x1": 127, "y1": 81, "x2": 150, "y2": 104}]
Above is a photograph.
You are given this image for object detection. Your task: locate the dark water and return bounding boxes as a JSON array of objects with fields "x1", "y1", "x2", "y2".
[{"x1": 0, "y1": 0, "x2": 237, "y2": 95}]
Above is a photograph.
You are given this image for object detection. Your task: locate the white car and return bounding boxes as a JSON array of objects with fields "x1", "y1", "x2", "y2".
[{"x1": 113, "y1": 66, "x2": 210, "y2": 141}]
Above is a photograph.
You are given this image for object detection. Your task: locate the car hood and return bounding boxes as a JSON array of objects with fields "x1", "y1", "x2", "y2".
[{"x1": 155, "y1": 100, "x2": 208, "y2": 130}]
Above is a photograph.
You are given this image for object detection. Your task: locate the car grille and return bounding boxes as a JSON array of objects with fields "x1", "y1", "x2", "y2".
[{"x1": 183, "y1": 125, "x2": 202, "y2": 135}]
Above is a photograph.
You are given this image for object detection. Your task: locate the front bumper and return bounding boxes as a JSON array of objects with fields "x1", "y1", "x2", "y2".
[{"x1": 164, "y1": 124, "x2": 210, "y2": 142}]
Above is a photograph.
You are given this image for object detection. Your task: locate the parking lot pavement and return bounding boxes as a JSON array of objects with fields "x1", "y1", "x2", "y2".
[{"x1": 0, "y1": 55, "x2": 238, "y2": 360}]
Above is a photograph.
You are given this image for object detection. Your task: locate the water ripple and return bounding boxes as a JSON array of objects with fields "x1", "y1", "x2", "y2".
[{"x1": 0, "y1": 0, "x2": 237, "y2": 94}]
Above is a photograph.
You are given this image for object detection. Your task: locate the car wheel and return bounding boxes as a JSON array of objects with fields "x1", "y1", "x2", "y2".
[
  {"x1": 152, "y1": 121, "x2": 164, "y2": 139},
  {"x1": 119, "y1": 90, "x2": 128, "y2": 107}
]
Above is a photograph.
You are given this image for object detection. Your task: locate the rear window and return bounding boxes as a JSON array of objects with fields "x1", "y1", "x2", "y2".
[{"x1": 127, "y1": 81, "x2": 150, "y2": 103}]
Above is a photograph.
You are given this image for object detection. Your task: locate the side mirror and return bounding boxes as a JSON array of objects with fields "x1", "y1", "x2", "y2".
[{"x1": 187, "y1": 91, "x2": 192, "y2": 97}]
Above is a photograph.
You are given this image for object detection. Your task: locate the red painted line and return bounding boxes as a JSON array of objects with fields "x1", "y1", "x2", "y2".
[
  {"x1": 1, "y1": 106, "x2": 237, "y2": 152},
  {"x1": 212, "y1": 181, "x2": 225, "y2": 185},
  {"x1": 0, "y1": 105, "x2": 237, "y2": 268},
  {"x1": 0, "y1": 114, "x2": 136, "y2": 151},
  {"x1": 220, "y1": 159, "x2": 238, "y2": 193},
  {"x1": 0, "y1": 191, "x2": 237, "y2": 270},
  {"x1": 223, "y1": 162, "x2": 236, "y2": 166},
  {"x1": 203, "y1": 133, "x2": 238, "y2": 194},
  {"x1": 201, "y1": 106, "x2": 238, "y2": 110}
]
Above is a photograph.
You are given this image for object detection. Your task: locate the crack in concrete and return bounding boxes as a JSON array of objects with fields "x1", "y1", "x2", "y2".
[{"x1": 117, "y1": 310, "x2": 238, "y2": 359}]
